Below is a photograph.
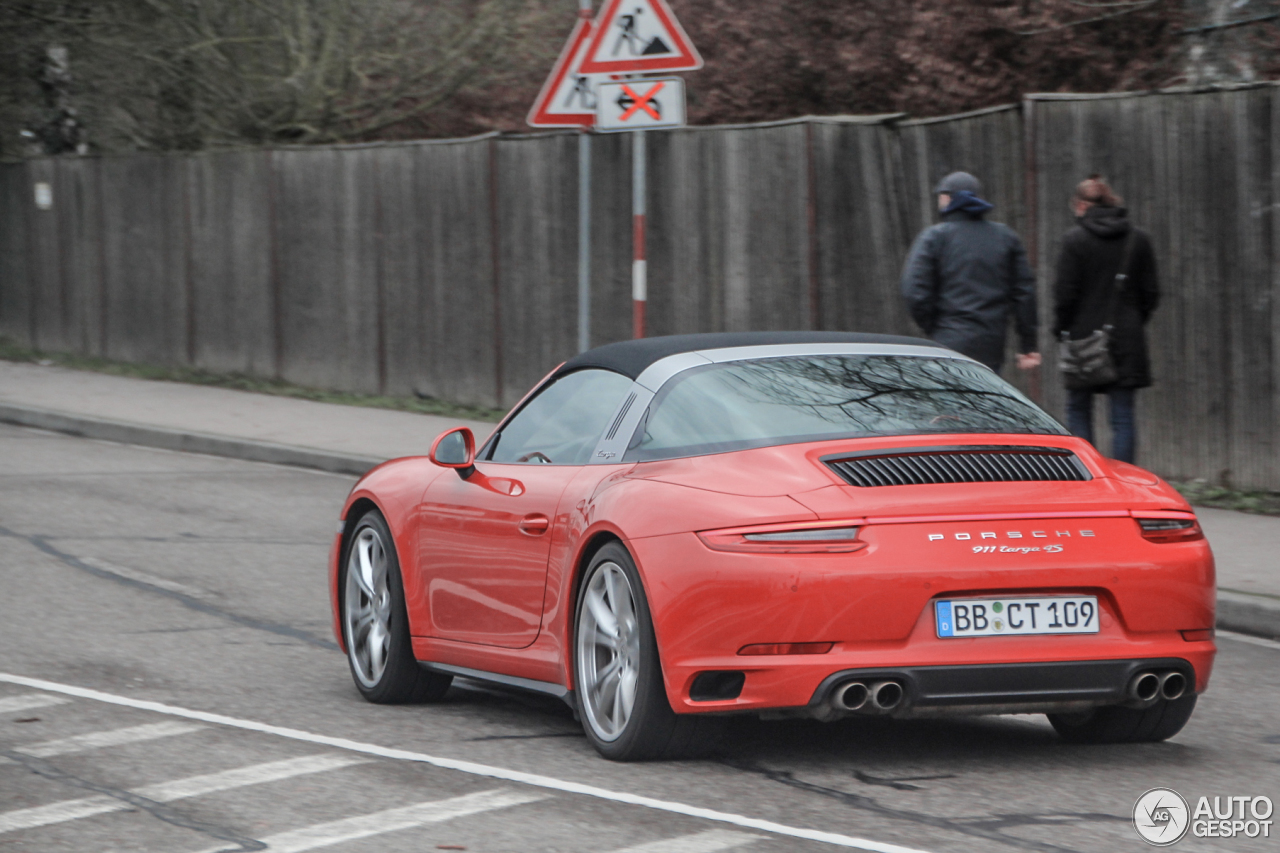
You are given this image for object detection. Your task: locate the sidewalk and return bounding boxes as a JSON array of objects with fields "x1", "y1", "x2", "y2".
[
  {"x1": 0, "y1": 359, "x2": 1276, "y2": 639},
  {"x1": 1195, "y1": 508, "x2": 1280, "y2": 639},
  {"x1": 0, "y1": 361, "x2": 491, "y2": 475}
]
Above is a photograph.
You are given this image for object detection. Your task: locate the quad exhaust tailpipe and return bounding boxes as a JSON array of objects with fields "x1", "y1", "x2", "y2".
[
  {"x1": 1126, "y1": 670, "x2": 1187, "y2": 707},
  {"x1": 1159, "y1": 671, "x2": 1186, "y2": 701},
  {"x1": 832, "y1": 679, "x2": 904, "y2": 715},
  {"x1": 815, "y1": 668, "x2": 1188, "y2": 722},
  {"x1": 871, "y1": 680, "x2": 904, "y2": 712},
  {"x1": 833, "y1": 681, "x2": 869, "y2": 711},
  {"x1": 1128, "y1": 672, "x2": 1161, "y2": 706}
]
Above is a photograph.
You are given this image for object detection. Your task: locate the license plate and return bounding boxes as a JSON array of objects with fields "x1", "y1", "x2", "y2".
[{"x1": 935, "y1": 596, "x2": 1099, "y2": 638}]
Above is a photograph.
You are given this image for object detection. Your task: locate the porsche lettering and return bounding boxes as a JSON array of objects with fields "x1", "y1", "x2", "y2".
[{"x1": 928, "y1": 530, "x2": 1096, "y2": 541}]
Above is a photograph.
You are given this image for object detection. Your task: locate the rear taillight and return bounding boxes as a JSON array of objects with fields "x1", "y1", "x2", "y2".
[
  {"x1": 1136, "y1": 517, "x2": 1204, "y2": 543},
  {"x1": 697, "y1": 520, "x2": 867, "y2": 554}
]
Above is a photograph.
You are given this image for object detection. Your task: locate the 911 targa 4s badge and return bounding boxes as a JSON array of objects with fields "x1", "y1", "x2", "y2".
[{"x1": 328, "y1": 332, "x2": 1216, "y2": 761}]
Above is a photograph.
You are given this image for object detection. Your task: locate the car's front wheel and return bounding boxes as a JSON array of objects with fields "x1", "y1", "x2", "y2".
[
  {"x1": 341, "y1": 509, "x2": 451, "y2": 704},
  {"x1": 573, "y1": 542, "x2": 721, "y2": 761},
  {"x1": 1048, "y1": 695, "x2": 1197, "y2": 744}
]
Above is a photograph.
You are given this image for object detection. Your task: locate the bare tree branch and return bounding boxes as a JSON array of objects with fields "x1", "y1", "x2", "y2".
[
  {"x1": 1009, "y1": 0, "x2": 1161, "y2": 35},
  {"x1": 0, "y1": 0, "x2": 538, "y2": 151},
  {"x1": 1066, "y1": 0, "x2": 1158, "y2": 8}
]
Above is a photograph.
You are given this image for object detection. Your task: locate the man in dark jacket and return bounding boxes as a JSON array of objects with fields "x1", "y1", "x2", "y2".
[
  {"x1": 1054, "y1": 175, "x2": 1159, "y2": 464},
  {"x1": 900, "y1": 172, "x2": 1040, "y2": 373}
]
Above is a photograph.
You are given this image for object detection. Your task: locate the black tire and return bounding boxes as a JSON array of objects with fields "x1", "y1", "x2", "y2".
[
  {"x1": 340, "y1": 509, "x2": 452, "y2": 704},
  {"x1": 573, "y1": 542, "x2": 723, "y2": 761},
  {"x1": 1048, "y1": 695, "x2": 1197, "y2": 744}
]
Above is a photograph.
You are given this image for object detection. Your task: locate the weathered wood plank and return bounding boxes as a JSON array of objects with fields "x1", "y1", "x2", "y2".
[
  {"x1": 494, "y1": 133, "x2": 579, "y2": 407},
  {"x1": 272, "y1": 147, "x2": 380, "y2": 393},
  {"x1": 0, "y1": 163, "x2": 34, "y2": 347},
  {"x1": 414, "y1": 137, "x2": 499, "y2": 409},
  {"x1": 187, "y1": 150, "x2": 274, "y2": 375},
  {"x1": 99, "y1": 154, "x2": 187, "y2": 366}
]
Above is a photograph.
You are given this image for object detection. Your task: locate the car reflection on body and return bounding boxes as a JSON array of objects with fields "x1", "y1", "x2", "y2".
[{"x1": 329, "y1": 332, "x2": 1215, "y2": 761}]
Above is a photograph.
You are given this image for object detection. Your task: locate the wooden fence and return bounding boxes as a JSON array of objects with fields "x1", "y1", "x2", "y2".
[
  {"x1": 1, "y1": 84, "x2": 1277, "y2": 488},
  {"x1": 1028, "y1": 89, "x2": 1279, "y2": 492}
]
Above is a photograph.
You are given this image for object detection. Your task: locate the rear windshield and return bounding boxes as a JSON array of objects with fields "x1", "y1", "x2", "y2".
[{"x1": 625, "y1": 355, "x2": 1066, "y2": 461}]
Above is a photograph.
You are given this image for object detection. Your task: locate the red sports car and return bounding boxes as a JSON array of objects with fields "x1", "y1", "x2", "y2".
[{"x1": 329, "y1": 332, "x2": 1215, "y2": 760}]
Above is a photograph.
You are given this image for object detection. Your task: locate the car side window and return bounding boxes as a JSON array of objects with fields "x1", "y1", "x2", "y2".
[{"x1": 487, "y1": 369, "x2": 633, "y2": 465}]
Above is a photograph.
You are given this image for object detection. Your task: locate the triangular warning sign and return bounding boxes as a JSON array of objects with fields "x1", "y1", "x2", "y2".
[
  {"x1": 527, "y1": 18, "x2": 599, "y2": 128},
  {"x1": 579, "y1": 0, "x2": 702, "y2": 75}
]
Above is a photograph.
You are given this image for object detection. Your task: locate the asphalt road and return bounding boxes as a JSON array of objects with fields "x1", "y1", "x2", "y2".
[{"x1": 1, "y1": 422, "x2": 1277, "y2": 853}]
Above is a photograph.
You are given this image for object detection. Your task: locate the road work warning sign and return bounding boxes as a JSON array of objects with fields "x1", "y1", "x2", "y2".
[
  {"x1": 579, "y1": 0, "x2": 702, "y2": 74},
  {"x1": 527, "y1": 18, "x2": 599, "y2": 128}
]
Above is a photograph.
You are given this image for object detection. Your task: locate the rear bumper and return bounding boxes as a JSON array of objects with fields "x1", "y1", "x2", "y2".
[
  {"x1": 631, "y1": 523, "x2": 1216, "y2": 715},
  {"x1": 807, "y1": 657, "x2": 1196, "y2": 717},
  {"x1": 664, "y1": 641, "x2": 1215, "y2": 715}
]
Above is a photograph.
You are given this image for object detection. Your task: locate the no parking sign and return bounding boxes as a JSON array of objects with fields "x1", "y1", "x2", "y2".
[{"x1": 594, "y1": 78, "x2": 685, "y2": 132}]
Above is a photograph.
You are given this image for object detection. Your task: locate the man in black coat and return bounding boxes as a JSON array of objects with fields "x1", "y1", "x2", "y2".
[
  {"x1": 900, "y1": 172, "x2": 1040, "y2": 374},
  {"x1": 1054, "y1": 176, "x2": 1159, "y2": 464}
]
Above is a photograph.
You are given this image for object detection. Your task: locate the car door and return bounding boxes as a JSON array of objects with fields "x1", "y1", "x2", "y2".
[{"x1": 416, "y1": 368, "x2": 634, "y2": 648}]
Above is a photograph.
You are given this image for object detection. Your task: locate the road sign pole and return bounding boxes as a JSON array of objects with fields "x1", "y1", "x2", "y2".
[
  {"x1": 573, "y1": 0, "x2": 698, "y2": 340},
  {"x1": 578, "y1": 130, "x2": 591, "y2": 353},
  {"x1": 632, "y1": 128, "x2": 646, "y2": 339},
  {"x1": 577, "y1": 0, "x2": 592, "y2": 354}
]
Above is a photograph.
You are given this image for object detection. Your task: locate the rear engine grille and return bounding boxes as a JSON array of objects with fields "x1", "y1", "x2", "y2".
[{"x1": 824, "y1": 446, "x2": 1089, "y2": 487}]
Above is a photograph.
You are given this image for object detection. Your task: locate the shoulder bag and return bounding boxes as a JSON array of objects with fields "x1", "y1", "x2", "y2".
[{"x1": 1058, "y1": 232, "x2": 1135, "y2": 390}]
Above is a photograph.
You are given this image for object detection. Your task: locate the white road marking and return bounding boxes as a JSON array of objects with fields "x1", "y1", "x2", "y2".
[
  {"x1": 18, "y1": 721, "x2": 204, "y2": 757},
  {"x1": 0, "y1": 794, "x2": 121, "y2": 834},
  {"x1": 1218, "y1": 629, "x2": 1280, "y2": 651},
  {"x1": 134, "y1": 753, "x2": 365, "y2": 801},
  {"x1": 79, "y1": 557, "x2": 209, "y2": 598},
  {"x1": 0, "y1": 672, "x2": 932, "y2": 853},
  {"x1": 610, "y1": 829, "x2": 764, "y2": 852},
  {"x1": 0, "y1": 753, "x2": 364, "y2": 834},
  {"x1": 0, "y1": 693, "x2": 70, "y2": 714},
  {"x1": 189, "y1": 788, "x2": 547, "y2": 853}
]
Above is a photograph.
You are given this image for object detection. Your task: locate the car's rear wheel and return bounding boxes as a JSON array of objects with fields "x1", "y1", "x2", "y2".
[
  {"x1": 573, "y1": 542, "x2": 722, "y2": 761},
  {"x1": 1048, "y1": 695, "x2": 1197, "y2": 744},
  {"x1": 341, "y1": 509, "x2": 451, "y2": 704}
]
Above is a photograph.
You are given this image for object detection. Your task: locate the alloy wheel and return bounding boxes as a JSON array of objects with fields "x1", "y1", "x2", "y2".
[
  {"x1": 576, "y1": 561, "x2": 642, "y2": 742},
  {"x1": 344, "y1": 526, "x2": 393, "y2": 688}
]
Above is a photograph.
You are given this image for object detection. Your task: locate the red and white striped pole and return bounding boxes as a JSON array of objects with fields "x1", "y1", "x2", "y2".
[
  {"x1": 577, "y1": 0, "x2": 593, "y2": 353},
  {"x1": 632, "y1": 128, "x2": 646, "y2": 339}
]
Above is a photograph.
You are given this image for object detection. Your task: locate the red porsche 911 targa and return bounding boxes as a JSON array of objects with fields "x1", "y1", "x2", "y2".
[{"x1": 329, "y1": 332, "x2": 1215, "y2": 760}]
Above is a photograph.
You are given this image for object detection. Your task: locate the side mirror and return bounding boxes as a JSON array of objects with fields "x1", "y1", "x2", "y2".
[{"x1": 429, "y1": 427, "x2": 476, "y2": 479}]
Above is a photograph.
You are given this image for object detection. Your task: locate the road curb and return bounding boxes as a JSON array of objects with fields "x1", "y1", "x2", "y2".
[
  {"x1": 0, "y1": 402, "x2": 381, "y2": 477},
  {"x1": 1218, "y1": 590, "x2": 1280, "y2": 640}
]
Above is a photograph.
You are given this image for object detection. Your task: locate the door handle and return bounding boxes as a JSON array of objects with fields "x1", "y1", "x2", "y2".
[{"x1": 519, "y1": 513, "x2": 550, "y2": 536}]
